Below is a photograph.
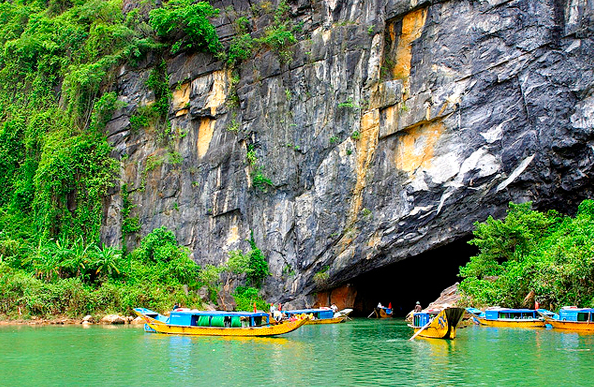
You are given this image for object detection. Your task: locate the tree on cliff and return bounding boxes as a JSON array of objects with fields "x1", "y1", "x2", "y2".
[{"x1": 459, "y1": 200, "x2": 594, "y2": 310}]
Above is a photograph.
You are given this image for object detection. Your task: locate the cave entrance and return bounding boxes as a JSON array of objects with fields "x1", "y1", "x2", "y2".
[{"x1": 350, "y1": 236, "x2": 476, "y2": 317}]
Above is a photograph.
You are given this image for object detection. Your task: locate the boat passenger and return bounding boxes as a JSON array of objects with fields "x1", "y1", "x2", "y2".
[
  {"x1": 331, "y1": 303, "x2": 338, "y2": 313},
  {"x1": 173, "y1": 303, "x2": 180, "y2": 310},
  {"x1": 414, "y1": 302, "x2": 422, "y2": 313}
]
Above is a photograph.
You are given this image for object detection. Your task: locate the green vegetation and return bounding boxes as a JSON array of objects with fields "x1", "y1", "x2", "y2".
[
  {"x1": 313, "y1": 265, "x2": 330, "y2": 287},
  {"x1": 459, "y1": 200, "x2": 594, "y2": 310},
  {"x1": 246, "y1": 144, "x2": 273, "y2": 193},
  {"x1": 120, "y1": 183, "x2": 141, "y2": 254},
  {"x1": 0, "y1": 227, "x2": 203, "y2": 319},
  {"x1": 0, "y1": 0, "x2": 224, "y2": 320},
  {"x1": 0, "y1": 0, "x2": 306, "y2": 320},
  {"x1": 0, "y1": 0, "x2": 156, "y2": 245},
  {"x1": 130, "y1": 59, "x2": 173, "y2": 141},
  {"x1": 227, "y1": 33, "x2": 255, "y2": 66},
  {"x1": 246, "y1": 231, "x2": 270, "y2": 288},
  {"x1": 233, "y1": 286, "x2": 269, "y2": 311},
  {"x1": 149, "y1": 0, "x2": 221, "y2": 54},
  {"x1": 338, "y1": 98, "x2": 361, "y2": 110},
  {"x1": 225, "y1": 1, "x2": 297, "y2": 66}
]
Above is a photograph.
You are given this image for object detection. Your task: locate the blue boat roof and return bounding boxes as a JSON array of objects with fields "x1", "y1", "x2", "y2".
[
  {"x1": 561, "y1": 307, "x2": 594, "y2": 313},
  {"x1": 135, "y1": 308, "x2": 269, "y2": 318},
  {"x1": 490, "y1": 308, "x2": 537, "y2": 313},
  {"x1": 173, "y1": 310, "x2": 270, "y2": 317},
  {"x1": 285, "y1": 308, "x2": 332, "y2": 314}
]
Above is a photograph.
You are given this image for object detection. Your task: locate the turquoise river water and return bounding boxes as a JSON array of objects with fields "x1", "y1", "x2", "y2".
[{"x1": 1, "y1": 318, "x2": 593, "y2": 386}]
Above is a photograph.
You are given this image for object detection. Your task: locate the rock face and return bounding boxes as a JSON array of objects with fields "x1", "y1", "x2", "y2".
[{"x1": 102, "y1": 0, "x2": 594, "y2": 306}]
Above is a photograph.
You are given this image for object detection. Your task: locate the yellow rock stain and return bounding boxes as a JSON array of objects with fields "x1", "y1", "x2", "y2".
[
  {"x1": 391, "y1": 7, "x2": 428, "y2": 95},
  {"x1": 345, "y1": 8, "x2": 427, "y2": 227},
  {"x1": 172, "y1": 82, "x2": 191, "y2": 114},
  {"x1": 205, "y1": 70, "x2": 229, "y2": 116},
  {"x1": 395, "y1": 120, "x2": 444, "y2": 174},
  {"x1": 197, "y1": 118, "x2": 216, "y2": 158},
  {"x1": 226, "y1": 222, "x2": 240, "y2": 246},
  {"x1": 350, "y1": 110, "x2": 380, "y2": 218}
]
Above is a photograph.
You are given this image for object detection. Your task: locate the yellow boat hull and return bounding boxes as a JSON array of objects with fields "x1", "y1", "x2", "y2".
[
  {"x1": 135, "y1": 311, "x2": 309, "y2": 337},
  {"x1": 411, "y1": 308, "x2": 465, "y2": 340},
  {"x1": 545, "y1": 319, "x2": 594, "y2": 332},
  {"x1": 306, "y1": 316, "x2": 347, "y2": 325},
  {"x1": 474, "y1": 317, "x2": 545, "y2": 328}
]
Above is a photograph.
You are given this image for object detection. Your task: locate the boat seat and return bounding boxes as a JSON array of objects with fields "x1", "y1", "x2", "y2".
[
  {"x1": 211, "y1": 316, "x2": 225, "y2": 327},
  {"x1": 198, "y1": 315, "x2": 211, "y2": 327}
]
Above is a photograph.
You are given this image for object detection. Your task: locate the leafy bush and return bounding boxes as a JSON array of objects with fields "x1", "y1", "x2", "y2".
[
  {"x1": 459, "y1": 200, "x2": 594, "y2": 310},
  {"x1": 149, "y1": 0, "x2": 221, "y2": 54},
  {"x1": 227, "y1": 33, "x2": 254, "y2": 66},
  {"x1": 233, "y1": 286, "x2": 269, "y2": 312},
  {"x1": 246, "y1": 232, "x2": 270, "y2": 287},
  {"x1": 313, "y1": 265, "x2": 330, "y2": 287}
]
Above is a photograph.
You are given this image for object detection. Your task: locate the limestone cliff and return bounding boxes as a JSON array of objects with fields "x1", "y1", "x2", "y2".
[{"x1": 102, "y1": 0, "x2": 594, "y2": 307}]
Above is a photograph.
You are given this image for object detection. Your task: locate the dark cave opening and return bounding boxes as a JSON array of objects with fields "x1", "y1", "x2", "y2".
[{"x1": 350, "y1": 236, "x2": 477, "y2": 317}]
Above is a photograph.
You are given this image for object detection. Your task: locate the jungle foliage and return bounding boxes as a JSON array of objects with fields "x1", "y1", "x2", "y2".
[
  {"x1": 0, "y1": 0, "x2": 224, "y2": 319},
  {"x1": 0, "y1": 227, "x2": 203, "y2": 318},
  {"x1": 459, "y1": 200, "x2": 594, "y2": 310}
]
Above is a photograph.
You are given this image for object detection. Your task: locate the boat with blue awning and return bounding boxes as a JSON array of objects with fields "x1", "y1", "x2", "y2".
[
  {"x1": 284, "y1": 308, "x2": 352, "y2": 324},
  {"x1": 466, "y1": 307, "x2": 550, "y2": 328},
  {"x1": 539, "y1": 307, "x2": 594, "y2": 332},
  {"x1": 409, "y1": 307, "x2": 465, "y2": 340},
  {"x1": 134, "y1": 308, "x2": 308, "y2": 337}
]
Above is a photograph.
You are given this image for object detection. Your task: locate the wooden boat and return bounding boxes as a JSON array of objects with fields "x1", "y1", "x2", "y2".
[
  {"x1": 466, "y1": 307, "x2": 548, "y2": 328},
  {"x1": 134, "y1": 308, "x2": 308, "y2": 337},
  {"x1": 409, "y1": 307, "x2": 465, "y2": 340},
  {"x1": 539, "y1": 307, "x2": 594, "y2": 332},
  {"x1": 371, "y1": 305, "x2": 393, "y2": 318},
  {"x1": 284, "y1": 308, "x2": 353, "y2": 325}
]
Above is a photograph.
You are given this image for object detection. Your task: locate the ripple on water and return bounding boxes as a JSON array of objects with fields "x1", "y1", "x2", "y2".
[{"x1": 2, "y1": 320, "x2": 594, "y2": 386}]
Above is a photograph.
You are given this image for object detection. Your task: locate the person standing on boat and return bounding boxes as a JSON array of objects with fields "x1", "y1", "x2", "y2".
[
  {"x1": 331, "y1": 303, "x2": 338, "y2": 313},
  {"x1": 173, "y1": 303, "x2": 180, "y2": 310},
  {"x1": 414, "y1": 301, "x2": 422, "y2": 313}
]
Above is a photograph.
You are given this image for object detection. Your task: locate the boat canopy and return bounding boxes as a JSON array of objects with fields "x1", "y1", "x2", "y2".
[
  {"x1": 135, "y1": 308, "x2": 271, "y2": 328},
  {"x1": 170, "y1": 310, "x2": 269, "y2": 317},
  {"x1": 412, "y1": 312, "x2": 431, "y2": 327},
  {"x1": 558, "y1": 308, "x2": 594, "y2": 322},
  {"x1": 486, "y1": 308, "x2": 535, "y2": 313},
  {"x1": 484, "y1": 308, "x2": 538, "y2": 320},
  {"x1": 285, "y1": 308, "x2": 334, "y2": 319}
]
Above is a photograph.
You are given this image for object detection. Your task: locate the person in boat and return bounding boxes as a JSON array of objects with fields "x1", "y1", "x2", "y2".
[
  {"x1": 414, "y1": 301, "x2": 422, "y2": 313},
  {"x1": 331, "y1": 303, "x2": 338, "y2": 313},
  {"x1": 377, "y1": 302, "x2": 384, "y2": 308},
  {"x1": 270, "y1": 303, "x2": 283, "y2": 322},
  {"x1": 173, "y1": 303, "x2": 180, "y2": 310}
]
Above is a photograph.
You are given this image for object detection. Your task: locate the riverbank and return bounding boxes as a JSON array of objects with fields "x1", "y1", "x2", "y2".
[{"x1": 0, "y1": 314, "x2": 144, "y2": 326}]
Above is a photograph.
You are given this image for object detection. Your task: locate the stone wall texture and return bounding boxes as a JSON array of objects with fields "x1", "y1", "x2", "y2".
[{"x1": 102, "y1": 0, "x2": 594, "y2": 307}]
